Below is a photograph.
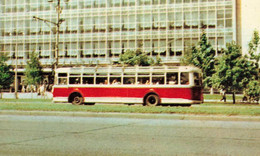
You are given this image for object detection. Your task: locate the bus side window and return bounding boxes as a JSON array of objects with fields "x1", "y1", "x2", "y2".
[
  {"x1": 152, "y1": 77, "x2": 164, "y2": 85},
  {"x1": 181, "y1": 72, "x2": 189, "y2": 85},
  {"x1": 123, "y1": 77, "x2": 135, "y2": 84},
  {"x1": 138, "y1": 77, "x2": 150, "y2": 85},
  {"x1": 59, "y1": 78, "x2": 67, "y2": 85},
  {"x1": 110, "y1": 78, "x2": 121, "y2": 85},
  {"x1": 69, "y1": 77, "x2": 81, "y2": 84},
  {"x1": 83, "y1": 77, "x2": 94, "y2": 84},
  {"x1": 96, "y1": 77, "x2": 107, "y2": 84},
  {"x1": 194, "y1": 73, "x2": 200, "y2": 86},
  {"x1": 167, "y1": 73, "x2": 178, "y2": 85}
]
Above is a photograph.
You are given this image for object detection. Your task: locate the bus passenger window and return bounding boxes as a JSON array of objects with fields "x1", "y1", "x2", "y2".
[
  {"x1": 69, "y1": 77, "x2": 81, "y2": 84},
  {"x1": 152, "y1": 77, "x2": 164, "y2": 85},
  {"x1": 181, "y1": 73, "x2": 189, "y2": 85},
  {"x1": 110, "y1": 78, "x2": 121, "y2": 85},
  {"x1": 96, "y1": 78, "x2": 107, "y2": 84},
  {"x1": 83, "y1": 77, "x2": 94, "y2": 84},
  {"x1": 138, "y1": 77, "x2": 149, "y2": 84},
  {"x1": 59, "y1": 78, "x2": 67, "y2": 85},
  {"x1": 123, "y1": 78, "x2": 135, "y2": 84},
  {"x1": 167, "y1": 73, "x2": 178, "y2": 85}
]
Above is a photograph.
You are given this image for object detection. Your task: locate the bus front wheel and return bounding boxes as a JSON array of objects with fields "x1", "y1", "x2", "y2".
[
  {"x1": 72, "y1": 95, "x2": 83, "y2": 105},
  {"x1": 145, "y1": 94, "x2": 160, "y2": 106}
]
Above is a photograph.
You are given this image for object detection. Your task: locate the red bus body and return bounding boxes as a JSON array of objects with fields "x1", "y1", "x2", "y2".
[{"x1": 53, "y1": 85, "x2": 203, "y2": 104}]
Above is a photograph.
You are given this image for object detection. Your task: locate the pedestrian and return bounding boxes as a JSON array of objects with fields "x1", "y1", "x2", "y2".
[{"x1": 220, "y1": 89, "x2": 226, "y2": 102}]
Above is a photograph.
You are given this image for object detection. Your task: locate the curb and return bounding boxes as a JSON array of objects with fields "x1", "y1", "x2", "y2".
[{"x1": 1, "y1": 110, "x2": 260, "y2": 122}]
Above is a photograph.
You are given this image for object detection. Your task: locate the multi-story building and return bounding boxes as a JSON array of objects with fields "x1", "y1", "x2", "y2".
[{"x1": 0, "y1": 0, "x2": 240, "y2": 87}]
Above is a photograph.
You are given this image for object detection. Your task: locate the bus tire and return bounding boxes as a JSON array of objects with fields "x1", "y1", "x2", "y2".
[
  {"x1": 69, "y1": 93, "x2": 83, "y2": 105},
  {"x1": 145, "y1": 94, "x2": 160, "y2": 106},
  {"x1": 72, "y1": 96, "x2": 83, "y2": 105}
]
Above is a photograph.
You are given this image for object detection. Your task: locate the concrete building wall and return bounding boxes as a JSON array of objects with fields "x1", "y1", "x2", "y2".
[{"x1": 241, "y1": 0, "x2": 260, "y2": 55}]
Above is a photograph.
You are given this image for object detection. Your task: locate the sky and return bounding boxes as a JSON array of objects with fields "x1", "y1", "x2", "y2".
[{"x1": 241, "y1": 0, "x2": 260, "y2": 54}]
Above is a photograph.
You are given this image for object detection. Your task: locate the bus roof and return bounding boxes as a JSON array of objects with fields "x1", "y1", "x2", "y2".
[{"x1": 56, "y1": 66, "x2": 201, "y2": 74}]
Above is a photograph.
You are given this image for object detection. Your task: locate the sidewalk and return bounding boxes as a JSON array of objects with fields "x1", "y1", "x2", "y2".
[
  {"x1": 1, "y1": 110, "x2": 260, "y2": 122},
  {"x1": 0, "y1": 92, "x2": 53, "y2": 99}
]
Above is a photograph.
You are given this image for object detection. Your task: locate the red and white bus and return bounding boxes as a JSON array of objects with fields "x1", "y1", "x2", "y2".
[{"x1": 52, "y1": 66, "x2": 203, "y2": 106}]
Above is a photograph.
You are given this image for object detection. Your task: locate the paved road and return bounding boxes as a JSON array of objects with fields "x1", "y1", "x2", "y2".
[{"x1": 0, "y1": 115, "x2": 260, "y2": 156}]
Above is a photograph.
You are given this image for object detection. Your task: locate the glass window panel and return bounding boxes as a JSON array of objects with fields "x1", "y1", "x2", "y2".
[
  {"x1": 30, "y1": 21, "x2": 39, "y2": 33},
  {"x1": 169, "y1": 0, "x2": 174, "y2": 4},
  {"x1": 175, "y1": 12, "x2": 183, "y2": 21},
  {"x1": 68, "y1": 18, "x2": 78, "y2": 31},
  {"x1": 167, "y1": 72, "x2": 178, "y2": 85},
  {"x1": 159, "y1": 40, "x2": 166, "y2": 52},
  {"x1": 58, "y1": 44, "x2": 65, "y2": 56},
  {"x1": 112, "y1": 16, "x2": 121, "y2": 28},
  {"x1": 225, "y1": 19, "x2": 232, "y2": 28},
  {"x1": 127, "y1": 41, "x2": 135, "y2": 50},
  {"x1": 84, "y1": 17, "x2": 93, "y2": 30},
  {"x1": 184, "y1": 12, "x2": 191, "y2": 21},
  {"x1": 217, "y1": 10, "x2": 224, "y2": 19},
  {"x1": 112, "y1": 0, "x2": 121, "y2": 6},
  {"x1": 144, "y1": 14, "x2": 151, "y2": 28},
  {"x1": 200, "y1": 11, "x2": 207, "y2": 20},
  {"x1": 144, "y1": 40, "x2": 152, "y2": 52},
  {"x1": 83, "y1": 42, "x2": 93, "y2": 55},
  {"x1": 175, "y1": 39, "x2": 183, "y2": 51},
  {"x1": 176, "y1": 0, "x2": 182, "y2": 3},
  {"x1": 85, "y1": 0, "x2": 94, "y2": 8},
  {"x1": 68, "y1": 43, "x2": 78, "y2": 56},
  {"x1": 226, "y1": 35, "x2": 233, "y2": 43},
  {"x1": 217, "y1": 20, "x2": 224, "y2": 28},
  {"x1": 153, "y1": 14, "x2": 159, "y2": 27},
  {"x1": 153, "y1": 40, "x2": 159, "y2": 52},
  {"x1": 160, "y1": 0, "x2": 166, "y2": 4},
  {"x1": 128, "y1": 15, "x2": 135, "y2": 28},
  {"x1": 111, "y1": 41, "x2": 121, "y2": 54},
  {"x1": 217, "y1": 37, "x2": 224, "y2": 47},
  {"x1": 168, "y1": 12, "x2": 174, "y2": 22},
  {"x1": 160, "y1": 13, "x2": 166, "y2": 27},
  {"x1": 225, "y1": 9, "x2": 232, "y2": 18},
  {"x1": 181, "y1": 72, "x2": 189, "y2": 85},
  {"x1": 209, "y1": 10, "x2": 216, "y2": 19},
  {"x1": 192, "y1": 11, "x2": 198, "y2": 20},
  {"x1": 4, "y1": 21, "x2": 12, "y2": 32}
]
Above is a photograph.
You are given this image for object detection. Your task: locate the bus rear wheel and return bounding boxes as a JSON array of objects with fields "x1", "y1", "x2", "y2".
[
  {"x1": 72, "y1": 96, "x2": 83, "y2": 105},
  {"x1": 145, "y1": 94, "x2": 160, "y2": 106}
]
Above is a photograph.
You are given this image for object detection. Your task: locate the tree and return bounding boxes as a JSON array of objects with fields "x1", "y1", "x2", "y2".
[
  {"x1": 245, "y1": 30, "x2": 260, "y2": 102},
  {"x1": 245, "y1": 80, "x2": 260, "y2": 103},
  {"x1": 182, "y1": 33, "x2": 215, "y2": 88},
  {"x1": 213, "y1": 41, "x2": 256, "y2": 104},
  {"x1": 119, "y1": 49, "x2": 161, "y2": 66},
  {"x1": 0, "y1": 54, "x2": 14, "y2": 96},
  {"x1": 248, "y1": 30, "x2": 260, "y2": 70},
  {"x1": 25, "y1": 51, "x2": 43, "y2": 90}
]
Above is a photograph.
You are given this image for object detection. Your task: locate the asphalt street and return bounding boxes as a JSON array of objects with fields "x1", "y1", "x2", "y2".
[{"x1": 0, "y1": 114, "x2": 260, "y2": 156}]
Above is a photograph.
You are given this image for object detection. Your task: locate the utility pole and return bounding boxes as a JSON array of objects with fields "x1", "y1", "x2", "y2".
[
  {"x1": 14, "y1": 34, "x2": 18, "y2": 99},
  {"x1": 33, "y1": 0, "x2": 67, "y2": 85}
]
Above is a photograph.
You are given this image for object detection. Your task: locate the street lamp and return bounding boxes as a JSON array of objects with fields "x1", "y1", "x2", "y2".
[{"x1": 33, "y1": 0, "x2": 68, "y2": 84}]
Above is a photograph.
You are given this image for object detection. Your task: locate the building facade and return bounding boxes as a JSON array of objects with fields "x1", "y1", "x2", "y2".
[{"x1": 0, "y1": 0, "x2": 239, "y2": 86}]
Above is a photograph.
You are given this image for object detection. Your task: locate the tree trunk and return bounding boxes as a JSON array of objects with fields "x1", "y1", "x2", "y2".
[
  {"x1": 232, "y1": 92, "x2": 236, "y2": 104},
  {"x1": 210, "y1": 88, "x2": 214, "y2": 95}
]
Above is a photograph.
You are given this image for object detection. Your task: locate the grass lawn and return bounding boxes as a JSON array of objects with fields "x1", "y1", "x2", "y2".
[
  {"x1": 203, "y1": 94, "x2": 244, "y2": 101},
  {"x1": 0, "y1": 97, "x2": 259, "y2": 116}
]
